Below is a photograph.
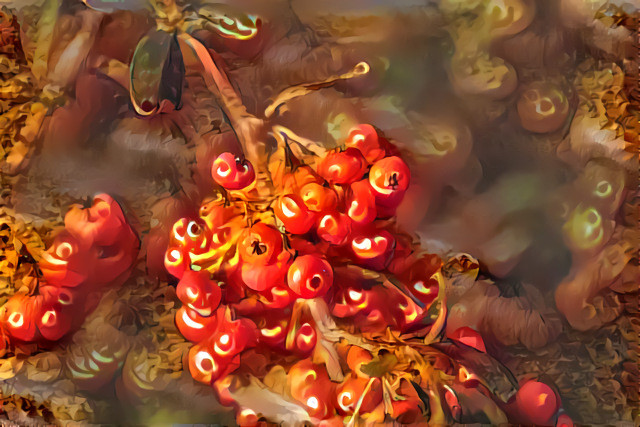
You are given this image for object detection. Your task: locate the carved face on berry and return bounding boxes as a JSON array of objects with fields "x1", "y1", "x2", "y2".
[
  {"x1": 287, "y1": 255, "x2": 333, "y2": 298},
  {"x1": 299, "y1": 183, "x2": 337, "y2": 213},
  {"x1": 188, "y1": 342, "x2": 224, "y2": 385},
  {"x1": 175, "y1": 306, "x2": 218, "y2": 343},
  {"x1": 346, "y1": 180, "x2": 377, "y2": 225},
  {"x1": 350, "y1": 228, "x2": 396, "y2": 271},
  {"x1": 316, "y1": 212, "x2": 352, "y2": 245},
  {"x1": 288, "y1": 359, "x2": 335, "y2": 419},
  {"x1": 345, "y1": 124, "x2": 385, "y2": 164},
  {"x1": 40, "y1": 231, "x2": 93, "y2": 288},
  {"x1": 2, "y1": 294, "x2": 39, "y2": 342},
  {"x1": 170, "y1": 218, "x2": 211, "y2": 255},
  {"x1": 64, "y1": 193, "x2": 126, "y2": 247},
  {"x1": 211, "y1": 152, "x2": 255, "y2": 190},
  {"x1": 317, "y1": 148, "x2": 367, "y2": 185},
  {"x1": 176, "y1": 270, "x2": 221, "y2": 317},
  {"x1": 274, "y1": 194, "x2": 316, "y2": 235},
  {"x1": 36, "y1": 298, "x2": 74, "y2": 341},
  {"x1": 164, "y1": 246, "x2": 189, "y2": 279}
]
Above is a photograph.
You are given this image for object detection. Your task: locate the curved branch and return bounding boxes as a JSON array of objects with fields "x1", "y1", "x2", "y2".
[{"x1": 176, "y1": 33, "x2": 266, "y2": 168}]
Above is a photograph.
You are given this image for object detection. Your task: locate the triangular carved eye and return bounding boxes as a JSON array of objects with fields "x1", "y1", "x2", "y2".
[
  {"x1": 251, "y1": 241, "x2": 267, "y2": 255},
  {"x1": 388, "y1": 173, "x2": 399, "y2": 189}
]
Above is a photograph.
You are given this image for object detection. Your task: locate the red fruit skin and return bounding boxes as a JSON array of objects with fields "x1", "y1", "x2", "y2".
[
  {"x1": 556, "y1": 413, "x2": 573, "y2": 427},
  {"x1": 287, "y1": 255, "x2": 334, "y2": 298},
  {"x1": 211, "y1": 152, "x2": 255, "y2": 190},
  {"x1": 200, "y1": 313, "x2": 258, "y2": 365},
  {"x1": 258, "y1": 285, "x2": 294, "y2": 309},
  {"x1": 317, "y1": 148, "x2": 367, "y2": 185},
  {"x1": 398, "y1": 254, "x2": 442, "y2": 307},
  {"x1": 316, "y1": 212, "x2": 352, "y2": 245},
  {"x1": 39, "y1": 231, "x2": 94, "y2": 288},
  {"x1": 240, "y1": 251, "x2": 291, "y2": 291},
  {"x1": 515, "y1": 381, "x2": 560, "y2": 425},
  {"x1": 294, "y1": 323, "x2": 317, "y2": 356},
  {"x1": 188, "y1": 342, "x2": 228, "y2": 385},
  {"x1": 299, "y1": 183, "x2": 338, "y2": 213},
  {"x1": 2, "y1": 294, "x2": 40, "y2": 342},
  {"x1": 392, "y1": 399, "x2": 422, "y2": 424},
  {"x1": 176, "y1": 270, "x2": 221, "y2": 317},
  {"x1": 274, "y1": 194, "x2": 317, "y2": 235},
  {"x1": 346, "y1": 180, "x2": 377, "y2": 225},
  {"x1": 237, "y1": 223, "x2": 284, "y2": 266},
  {"x1": 257, "y1": 315, "x2": 289, "y2": 349},
  {"x1": 448, "y1": 327, "x2": 487, "y2": 353},
  {"x1": 335, "y1": 376, "x2": 383, "y2": 415},
  {"x1": 199, "y1": 198, "x2": 240, "y2": 230},
  {"x1": 64, "y1": 193, "x2": 128, "y2": 248},
  {"x1": 331, "y1": 286, "x2": 373, "y2": 318},
  {"x1": 345, "y1": 124, "x2": 385, "y2": 164},
  {"x1": 170, "y1": 218, "x2": 212, "y2": 255},
  {"x1": 350, "y1": 228, "x2": 395, "y2": 271},
  {"x1": 36, "y1": 297, "x2": 74, "y2": 342},
  {"x1": 175, "y1": 306, "x2": 218, "y2": 343},
  {"x1": 368, "y1": 156, "x2": 410, "y2": 209},
  {"x1": 288, "y1": 359, "x2": 336, "y2": 420},
  {"x1": 164, "y1": 245, "x2": 190, "y2": 279}
]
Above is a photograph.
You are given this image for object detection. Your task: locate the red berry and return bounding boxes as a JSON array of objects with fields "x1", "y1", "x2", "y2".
[
  {"x1": 399, "y1": 254, "x2": 442, "y2": 306},
  {"x1": 316, "y1": 212, "x2": 352, "y2": 245},
  {"x1": 287, "y1": 255, "x2": 333, "y2": 298},
  {"x1": 258, "y1": 315, "x2": 288, "y2": 349},
  {"x1": 209, "y1": 314, "x2": 258, "y2": 358},
  {"x1": 368, "y1": 156, "x2": 410, "y2": 208},
  {"x1": 238, "y1": 223, "x2": 284, "y2": 266},
  {"x1": 299, "y1": 183, "x2": 338, "y2": 213},
  {"x1": 317, "y1": 148, "x2": 367, "y2": 185},
  {"x1": 274, "y1": 194, "x2": 317, "y2": 234},
  {"x1": 187, "y1": 342, "x2": 225, "y2": 385},
  {"x1": 39, "y1": 231, "x2": 92, "y2": 288},
  {"x1": 241, "y1": 257, "x2": 291, "y2": 292},
  {"x1": 258, "y1": 285, "x2": 294, "y2": 309},
  {"x1": 346, "y1": 180, "x2": 377, "y2": 225},
  {"x1": 288, "y1": 360, "x2": 335, "y2": 420},
  {"x1": 2, "y1": 294, "x2": 39, "y2": 342},
  {"x1": 350, "y1": 229, "x2": 395, "y2": 271},
  {"x1": 335, "y1": 376, "x2": 383, "y2": 415},
  {"x1": 556, "y1": 413, "x2": 573, "y2": 427},
  {"x1": 36, "y1": 299, "x2": 74, "y2": 341},
  {"x1": 164, "y1": 246, "x2": 189, "y2": 279},
  {"x1": 345, "y1": 124, "x2": 385, "y2": 163},
  {"x1": 170, "y1": 218, "x2": 212, "y2": 255},
  {"x1": 516, "y1": 380, "x2": 560, "y2": 425},
  {"x1": 199, "y1": 196, "x2": 242, "y2": 231},
  {"x1": 331, "y1": 287, "x2": 372, "y2": 318},
  {"x1": 294, "y1": 322, "x2": 317, "y2": 355},
  {"x1": 64, "y1": 193, "x2": 129, "y2": 247},
  {"x1": 175, "y1": 306, "x2": 218, "y2": 343},
  {"x1": 448, "y1": 327, "x2": 486, "y2": 353},
  {"x1": 176, "y1": 270, "x2": 221, "y2": 317},
  {"x1": 211, "y1": 152, "x2": 255, "y2": 190}
]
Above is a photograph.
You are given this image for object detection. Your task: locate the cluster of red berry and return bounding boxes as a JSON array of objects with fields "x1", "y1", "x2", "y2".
[
  {"x1": 0, "y1": 195, "x2": 139, "y2": 345},
  {"x1": 166, "y1": 124, "x2": 448, "y2": 423}
]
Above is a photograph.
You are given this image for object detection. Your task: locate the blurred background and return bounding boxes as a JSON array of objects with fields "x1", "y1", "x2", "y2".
[{"x1": 0, "y1": 0, "x2": 636, "y2": 424}]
